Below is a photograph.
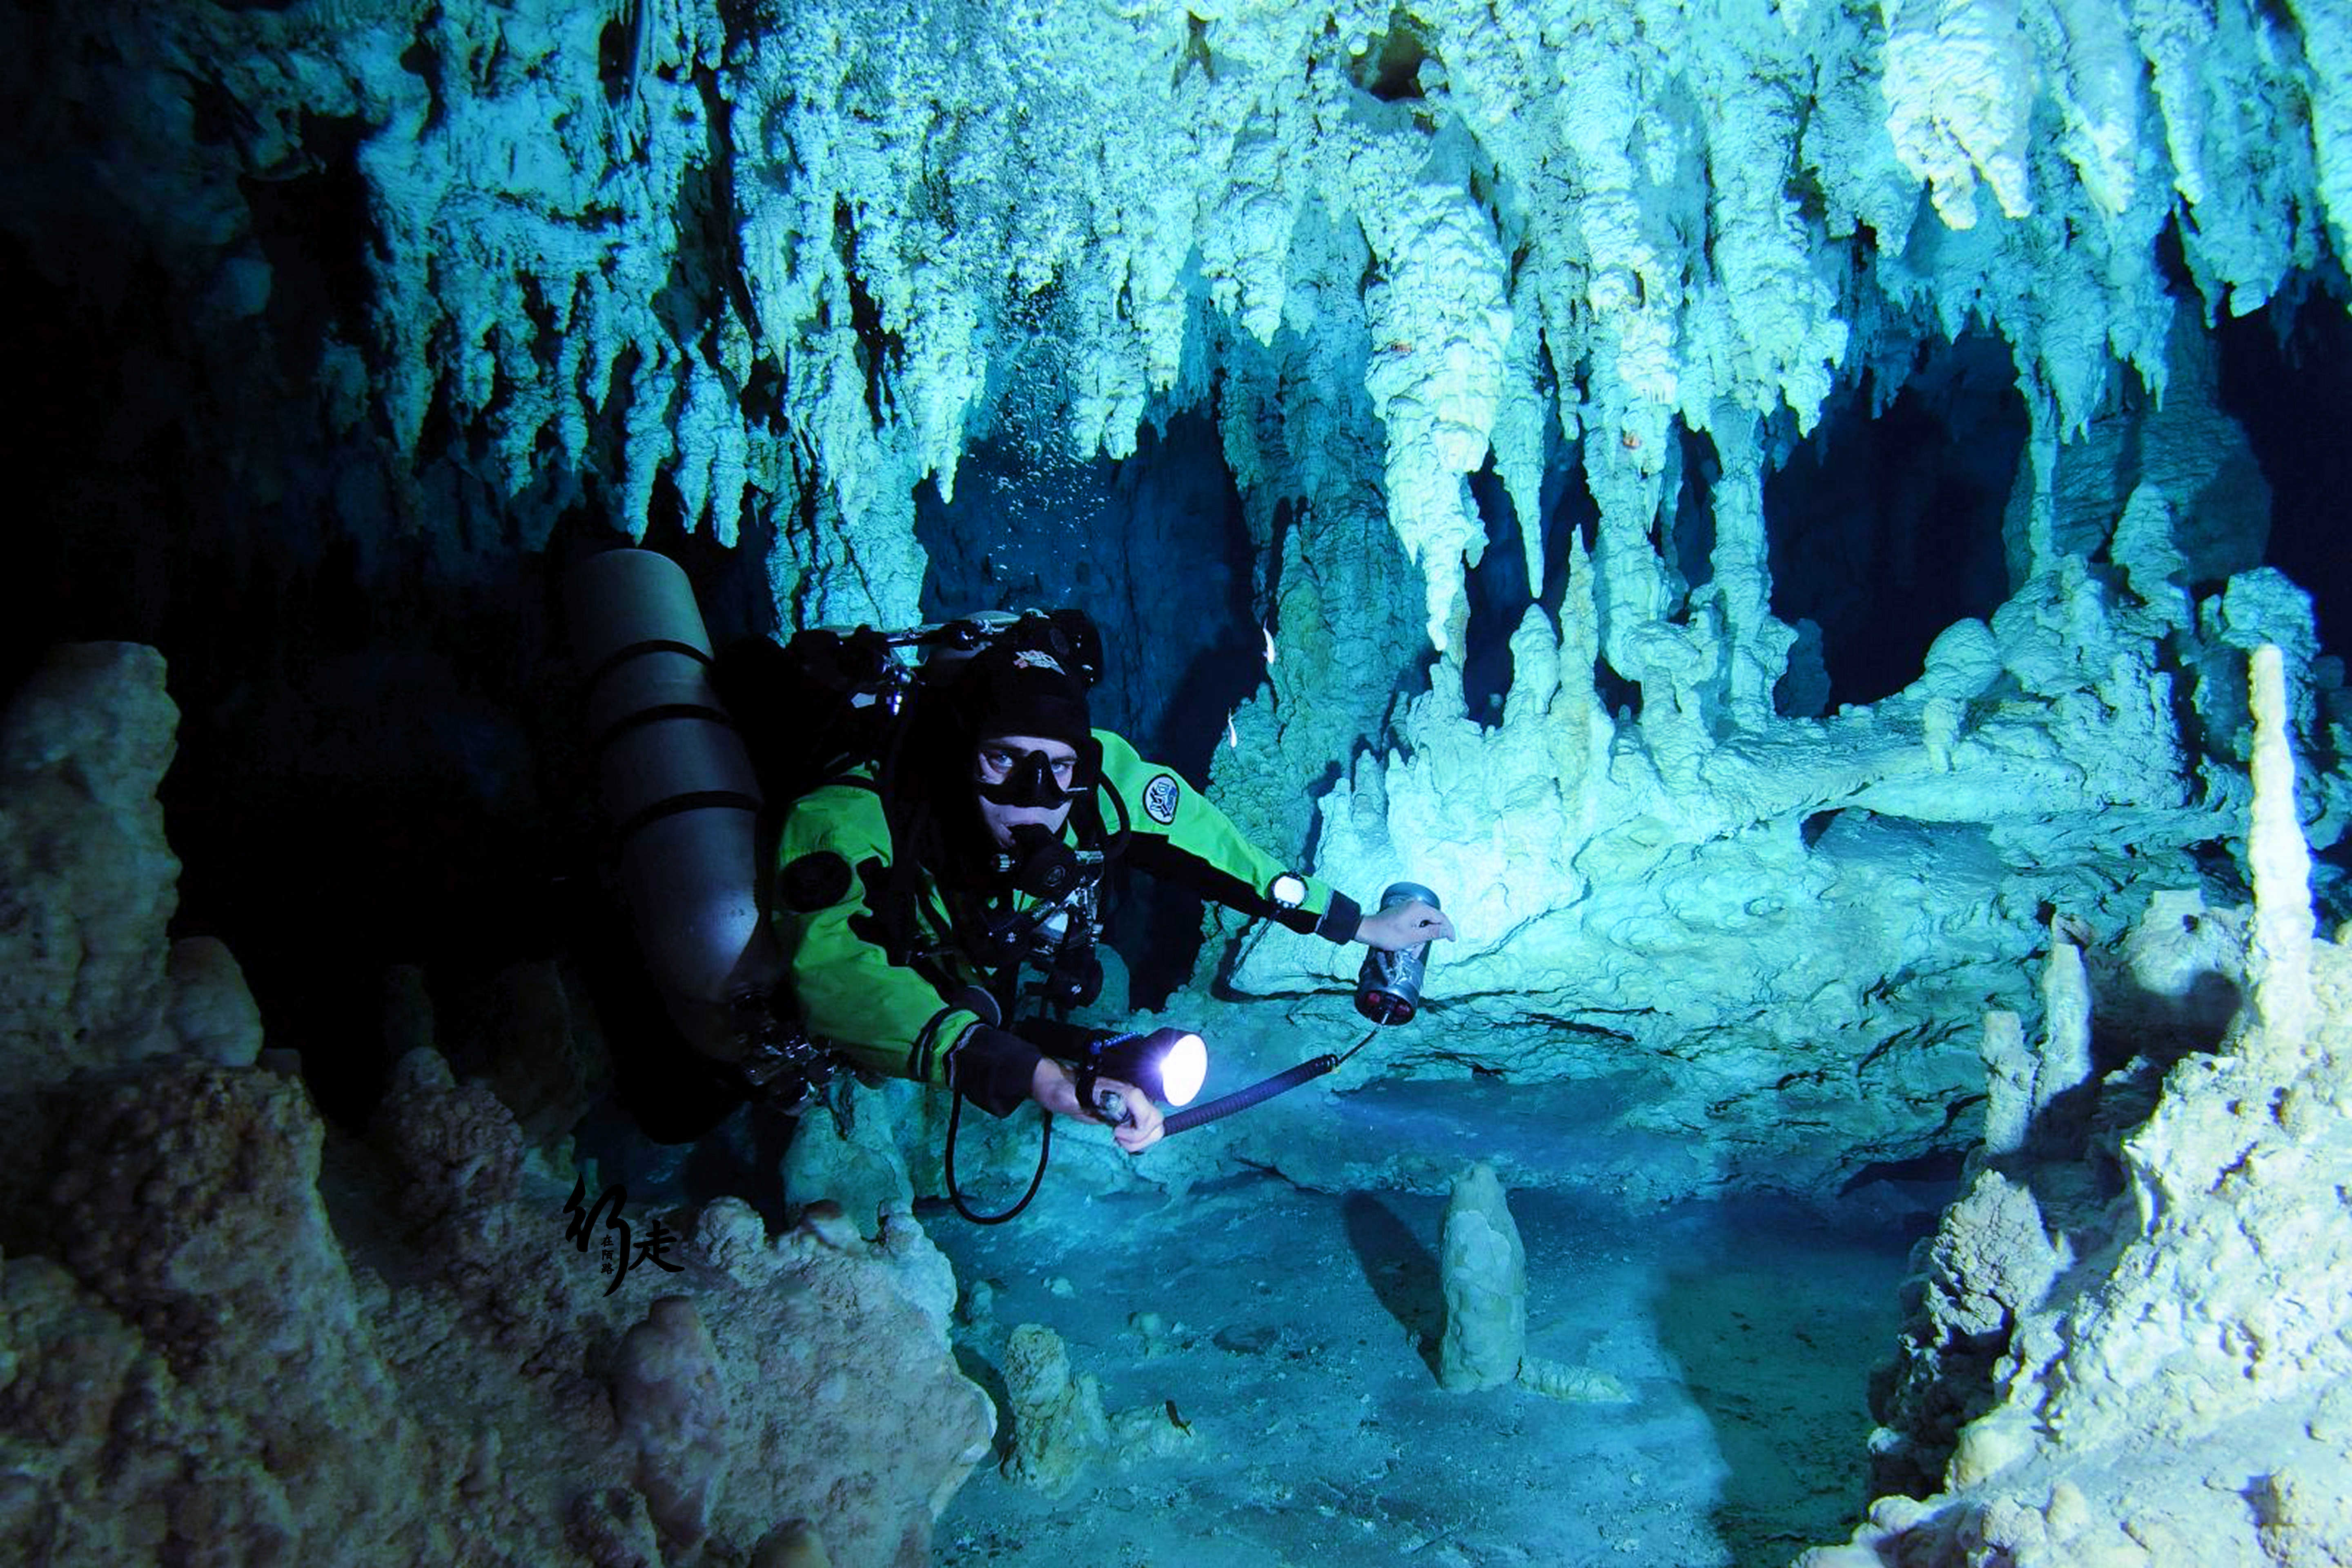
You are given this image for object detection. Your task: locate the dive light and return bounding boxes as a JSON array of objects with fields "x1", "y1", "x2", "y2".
[
  {"x1": 1355, "y1": 881, "x2": 1442, "y2": 1024},
  {"x1": 1076, "y1": 1026, "x2": 1208, "y2": 1127}
]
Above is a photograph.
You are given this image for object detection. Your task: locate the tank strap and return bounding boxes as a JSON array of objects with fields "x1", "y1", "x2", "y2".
[
  {"x1": 611, "y1": 789, "x2": 762, "y2": 844},
  {"x1": 582, "y1": 635, "x2": 711, "y2": 693},
  {"x1": 587, "y1": 699, "x2": 738, "y2": 759}
]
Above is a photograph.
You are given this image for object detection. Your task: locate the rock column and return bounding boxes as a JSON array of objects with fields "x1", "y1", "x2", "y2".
[
  {"x1": 1438, "y1": 1161, "x2": 1526, "y2": 1391},
  {"x1": 2247, "y1": 643, "x2": 2315, "y2": 1057}
]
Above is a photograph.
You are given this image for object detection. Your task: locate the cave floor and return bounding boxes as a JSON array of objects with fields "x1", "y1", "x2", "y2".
[{"x1": 922, "y1": 1172, "x2": 1922, "y2": 1568}]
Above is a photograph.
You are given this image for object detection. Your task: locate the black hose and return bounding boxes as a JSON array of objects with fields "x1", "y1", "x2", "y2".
[
  {"x1": 1162, "y1": 1054, "x2": 1339, "y2": 1136},
  {"x1": 1160, "y1": 1027, "x2": 1379, "y2": 1136},
  {"x1": 947, "y1": 1026, "x2": 1377, "y2": 1216},
  {"x1": 944, "y1": 1091, "x2": 1052, "y2": 1224}
]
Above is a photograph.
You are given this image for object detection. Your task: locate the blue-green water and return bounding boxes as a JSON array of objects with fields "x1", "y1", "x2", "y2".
[{"x1": 924, "y1": 1171, "x2": 1923, "y2": 1568}]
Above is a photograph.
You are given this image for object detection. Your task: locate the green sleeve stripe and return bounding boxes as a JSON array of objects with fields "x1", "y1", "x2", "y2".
[{"x1": 1091, "y1": 728, "x2": 1349, "y2": 935}]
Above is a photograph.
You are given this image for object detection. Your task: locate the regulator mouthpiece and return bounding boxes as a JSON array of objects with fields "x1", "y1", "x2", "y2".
[
  {"x1": 995, "y1": 822, "x2": 1087, "y2": 899},
  {"x1": 1355, "y1": 881, "x2": 1441, "y2": 1025}
]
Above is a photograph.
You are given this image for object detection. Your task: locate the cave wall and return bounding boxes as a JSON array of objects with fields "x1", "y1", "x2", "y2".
[
  {"x1": 1804, "y1": 647, "x2": 2352, "y2": 1568},
  {"x1": 3, "y1": 0, "x2": 2350, "y2": 1185},
  {"x1": 0, "y1": 645, "x2": 996, "y2": 1568}
]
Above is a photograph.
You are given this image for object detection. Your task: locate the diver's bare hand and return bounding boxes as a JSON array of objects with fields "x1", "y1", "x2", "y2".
[
  {"x1": 1029, "y1": 1060, "x2": 1165, "y2": 1153},
  {"x1": 1091, "y1": 1076, "x2": 1165, "y2": 1153},
  {"x1": 1356, "y1": 900, "x2": 1456, "y2": 949}
]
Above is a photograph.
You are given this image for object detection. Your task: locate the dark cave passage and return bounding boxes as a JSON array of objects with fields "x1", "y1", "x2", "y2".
[
  {"x1": 2217, "y1": 292, "x2": 2352, "y2": 653},
  {"x1": 1461, "y1": 446, "x2": 1598, "y2": 724},
  {"x1": 1462, "y1": 460, "x2": 1527, "y2": 726},
  {"x1": 1764, "y1": 332, "x2": 2022, "y2": 713}
]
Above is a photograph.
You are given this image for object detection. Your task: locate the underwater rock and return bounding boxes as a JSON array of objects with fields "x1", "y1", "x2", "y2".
[
  {"x1": 999, "y1": 1322, "x2": 1111, "y2": 1497},
  {"x1": 871, "y1": 1203, "x2": 959, "y2": 1336},
  {"x1": 567, "y1": 1486, "x2": 663, "y2": 1568},
  {"x1": 1867, "y1": 1166, "x2": 2067, "y2": 1494},
  {"x1": 1516, "y1": 1356, "x2": 1633, "y2": 1405},
  {"x1": 610, "y1": 1294, "x2": 731, "y2": 1551},
  {"x1": 695, "y1": 1202, "x2": 997, "y2": 1564},
  {"x1": 370, "y1": 1045, "x2": 528, "y2": 1272},
  {"x1": 782, "y1": 1078, "x2": 917, "y2": 1234},
  {"x1": 45, "y1": 1061, "x2": 351, "y2": 1390},
  {"x1": 1977, "y1": 1011, "x2": 2034, "y2": 1156},
  {"x1": 2031, "y1": 922, "x2": 2096, "y2": 1138},
  {"x1": 752, "y1": 1518, "x2": 835, "y2": 1567},
  {"x1": 2098, "y1": 888, "x2": 2247, "y2": 1048},
  {"x1": 1811, "y1": 646, "x2": 2352, "y2": 1565},
  {"x1": 2248, "y1": 644, "x2": 2318, "y2": 1055},
  {"x1": 1437, "y1": 1161, "x2": 1526, "y2": 1391},
  {"x1": 0, "y1": 644, "x2": 999, "y2": 1568},
  {"x1": 16, "y1": 1057, "x2": 451, "y2": 1564},
  {"x1": 165, "y1": 935, "x2": 263, "y2": 1068},
  {"x1": 0, "y1": 642, "x2": 180, "y2": 1091}
]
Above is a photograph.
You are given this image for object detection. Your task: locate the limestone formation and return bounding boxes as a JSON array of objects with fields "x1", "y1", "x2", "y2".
[
  {"x1": 1438, "y1": 1161, "x2": 1527, "y2": 1392},
  {"x1": 164, "y1": 935, "x2": 264, "y2": 1067},
  {"x1": 1516, "y1": 1357, "x2": 1633, "y2": 1405},
  {"x1": 782, "y1": 1078, "x2": 920, "y2": 1235},
  {"x1": 1807, "y1": 646, "x2": 2352, "y2": 1565},
  {"x1": 1977, "y1": 1011, "x2": 2034, "y2": 1157},
  {"x1": 611, "y1": 1295, "x2": 731, "y2": 1551},
  {"x1": 2033, "y1": 922, "x2": 2096, "y2": 1129},
  {"x1": 24, "y1": 0, "x2": 2339, "y2": 632},
  {"x1": 2249, "y1": 642, "x2": 2319, "y2": 1057},
  {"x1": 10, "y1": 0, "x2": 2352, "y2": 1216},
  {"x1": 991, "y1": 1319, "x2": 1192, "y2": 1499},
  {"x1": 0, "y1": 643, "x2": 181, "y2": 1087},
  {"x1": 699, "y1": 1202, "x2": 999, "y2": 1564},
  {"x1": 0, "y1": 648, "x2": 998, "y2": 1568},
  {"x1": 753, "y1": 1519, "x2": 837, "y2": 1568},
  {"x1": 998, "y1": 1322, "x2": 1112, "y2": 1497},
  {"x1": 4, "y1": 0, "x2": 2352, "y2": 1549}
]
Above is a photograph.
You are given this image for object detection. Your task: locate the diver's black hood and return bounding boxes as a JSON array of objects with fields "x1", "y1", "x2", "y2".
[{"x1": 953, "y1": 640, "x2": 1092, "y2": 752}]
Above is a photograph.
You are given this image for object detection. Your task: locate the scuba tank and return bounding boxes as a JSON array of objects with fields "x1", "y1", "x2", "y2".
[
  {"x1": 566, "y1": 548, "x2": 786, "y2": 1071},
  {"x1": 1355, "y1": 882, "x2": 1441, "y2": 1025}
]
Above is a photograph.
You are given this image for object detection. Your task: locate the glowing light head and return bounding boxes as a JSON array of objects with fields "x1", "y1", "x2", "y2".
[{"x1": 1158, "y1": 1031, "x2": 1207, "y2": 1107}]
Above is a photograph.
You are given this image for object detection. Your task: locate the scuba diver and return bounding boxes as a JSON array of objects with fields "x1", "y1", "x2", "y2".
[{"x1": 768, "y1": 618, "x2": 1457, "y2": 1154}]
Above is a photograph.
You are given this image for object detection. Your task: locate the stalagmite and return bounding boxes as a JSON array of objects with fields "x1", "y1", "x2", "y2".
[
  {"x1": 610, "y1": 1296, "x2": 733, "y2": 1552},
  {"x1": 2247, "y1": 642, "x2": 2316, "y2": 1056},
  {"x1": 2031, "y1": 920, "x2": 2094, "y2": 1138},
  {"x1": 999, "y1": 1323, "x2": 1111, "y2": 1496},
  {"x1": 1977, "y1": 1010, "x2": 2034, "y2": 1156},
  {"x1": 1437, "y1": 1161, "x2": 1527, "y2": 1392}
]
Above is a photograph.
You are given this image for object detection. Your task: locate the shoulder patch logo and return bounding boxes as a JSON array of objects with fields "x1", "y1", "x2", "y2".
[
  {"x1": 1012, "y1": 649, "x2": 1066, "y2": 675},
  {"x1": 1143, "y1": 774, "x2": 1181, "y2": 826}
]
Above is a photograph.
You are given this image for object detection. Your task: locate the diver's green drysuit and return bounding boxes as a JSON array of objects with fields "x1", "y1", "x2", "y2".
[{"x1": 772, "y1": 729, "x2": 1362, "y2": 1113}]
